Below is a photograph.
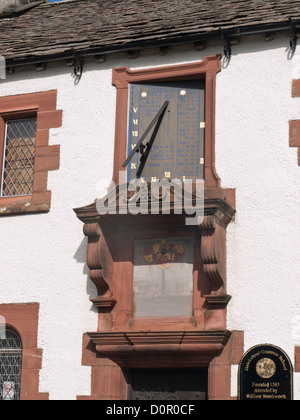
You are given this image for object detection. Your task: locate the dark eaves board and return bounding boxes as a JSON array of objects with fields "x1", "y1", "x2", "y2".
[{"x1": 0, "y1": 0, "x2": 300, "y2": 63}]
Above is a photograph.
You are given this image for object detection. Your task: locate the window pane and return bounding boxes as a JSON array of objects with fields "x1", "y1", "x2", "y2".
[
  {"x1": 1, "y1": 118, "x2": 36, "y2": 197},
  {"x1": 0, "y1": 330, "x2": 22, "y2": 401}
]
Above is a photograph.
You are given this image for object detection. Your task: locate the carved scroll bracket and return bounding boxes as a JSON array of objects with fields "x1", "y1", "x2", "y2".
[
  {"x1": 83, "y1": 222, "x2": 116, "y2": 311},
  {"x1": 199, "y1": 213, "x2": 232, "y2": 308}
]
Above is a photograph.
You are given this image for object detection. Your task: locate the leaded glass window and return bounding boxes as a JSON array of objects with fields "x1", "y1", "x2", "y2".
[
  {"x1": 0, "y1": 329, "x2": 22, "y2": 401},
  {"x1": 0, "y1": 118, "x2": 37, "y2": 197}
]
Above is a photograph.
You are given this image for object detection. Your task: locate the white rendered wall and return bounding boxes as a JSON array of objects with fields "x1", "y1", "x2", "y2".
[
  {"x1": 216, "y1": 35, "x2": 300, "y2": 399},
  {"x1": 0, "y1": 34, "x2": 299, "y2": 399}
]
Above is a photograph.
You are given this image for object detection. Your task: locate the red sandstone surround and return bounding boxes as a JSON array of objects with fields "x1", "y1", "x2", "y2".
[
  {"x1": 0, "y1": 303, "x2": 48, "y2": 400},
  {"x1": 74, "y1": 56, "x2": 238, "y2": 400},
  {"x1": 290, "y1": 80, "x2": 300, "y2": 166},
  {"x1": 0, "y1": 90, "x2": 62, "y2": 216}
]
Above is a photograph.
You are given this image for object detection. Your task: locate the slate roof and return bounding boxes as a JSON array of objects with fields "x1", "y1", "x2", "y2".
[{"x1": 1, "y1": 0, "x2": 300, "y2": 65}]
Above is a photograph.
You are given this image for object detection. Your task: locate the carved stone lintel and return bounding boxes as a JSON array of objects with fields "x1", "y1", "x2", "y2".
[
  {"x1": 88, "y1": 330, "x2": 231, "y2": 368},
  {"x1": 83, "y1": 222, "x2": 115, "y2": 309}
]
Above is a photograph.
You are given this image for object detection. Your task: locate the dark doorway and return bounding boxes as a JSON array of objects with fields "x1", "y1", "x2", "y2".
[{"x1": 128, "y1": 369, "x2": 208, "y2": 400}]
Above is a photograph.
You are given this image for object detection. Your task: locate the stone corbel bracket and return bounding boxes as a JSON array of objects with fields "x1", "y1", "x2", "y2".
[
  {"x1": 83, "y1": 222, "x2": 116, "y2": 310},
  {"x1": 200, "y1": 215, "x2": 226, "y2": 291},
  {"x1": 199, "y1": 189, "x2": 235, "y2": 308}
]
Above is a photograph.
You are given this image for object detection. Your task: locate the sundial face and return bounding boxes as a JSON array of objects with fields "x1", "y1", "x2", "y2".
[{"x1": 125, "y1": 81, "x2": 205, "y2": 182}]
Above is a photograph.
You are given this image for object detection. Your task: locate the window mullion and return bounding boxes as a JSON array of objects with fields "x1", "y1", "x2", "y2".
[{"x1": 0, "y1": 121, "x2": 8, "y2": 197}]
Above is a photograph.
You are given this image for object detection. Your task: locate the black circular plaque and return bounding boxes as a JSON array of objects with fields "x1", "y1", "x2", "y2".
[{"x1": 238, "y1": 344, "x2": 293, "y2": 400}]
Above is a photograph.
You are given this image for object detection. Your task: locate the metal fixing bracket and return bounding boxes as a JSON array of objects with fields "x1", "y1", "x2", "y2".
[
  {"x1": 71, "y1": 49, "x2": 83, "y2": 81},
  {"x1": 289, "y1": 17, "x2": 297, "y2": 54}
]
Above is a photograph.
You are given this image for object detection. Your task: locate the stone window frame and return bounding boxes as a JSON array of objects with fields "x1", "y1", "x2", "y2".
[
  {"x1": 0, "y1": 90, "x2": 62, "y2": 216},
  {"x1": 111, "y1": 55, "x2": 222, "y2": 189},
  {"x1": 0, "y1": 303, "x2": 48, "y2": 400}
]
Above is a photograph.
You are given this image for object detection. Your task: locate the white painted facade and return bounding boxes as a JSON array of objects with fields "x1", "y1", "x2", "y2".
[{"x1": 0, "y1": 34, "x2": 299, "y2": 399}]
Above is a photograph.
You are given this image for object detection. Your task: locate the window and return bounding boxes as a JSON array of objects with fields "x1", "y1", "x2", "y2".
[
  {"x1": 0, "y1": 329, "x2": 22, "y2": 401},
  {"x1": 1, "y1": 117, "x2": 37, "y2": 197},
  {"x1": 0, "y1": 91, "x2": 62, "y2": 216},
  {"x1": 0, "y1": 303, "x2": 49, "y2": 400}
]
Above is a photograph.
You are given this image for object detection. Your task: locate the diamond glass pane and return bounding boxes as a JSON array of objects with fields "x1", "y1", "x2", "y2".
[
  {"x1": 0, "y1": 330, "x2": 22, "y2": 401},
  {"x1": 1, "y1": 118, "x2": 36, "y2": 197}
]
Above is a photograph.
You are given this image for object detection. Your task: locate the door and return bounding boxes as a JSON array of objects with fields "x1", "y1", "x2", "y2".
[{"x1": 128, "y1": 369, "x2": 208, "y2": 400}]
